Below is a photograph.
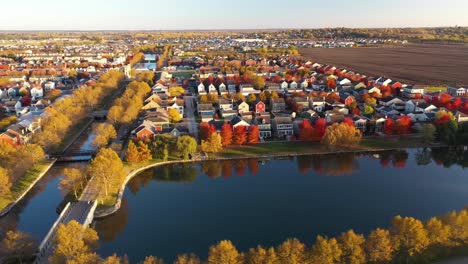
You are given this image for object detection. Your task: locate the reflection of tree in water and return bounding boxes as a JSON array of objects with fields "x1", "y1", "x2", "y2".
[
  {"x1": 93, "y1": 198, "x2": 129, "y2": 242},
  {"x1": 392, "y1": 150, "x2": 409, "y2": 168},
  {"x1": 0, "y1": 210, "x2": 19, "y2": 240},
  {"x1": 431, "y1": 147, "x2": 468, "y2": 168},
  {"x1": 378, "y1": 150, "x2": 409, "y2": 168},
  {"x1": 127, "y1": 169, "x2": 153, "y2": 194},
  {"x1": 235, "y1": 159, "x2": 248, "y2": 176},
  {"x1": 415, "y1": 148, "x2": 432, "y2": 166},
  {"x1": 296, "y1": 153, "x2": 359, "y2": 176},
  {"x1": 201, "y1": 161, "x2": 222, "y2": 179},
  {"x1": 248, "y1": 159, "x2": 259, "y2": 175},
  {"x1": 222, "y1": 160, "x2": 233, "y2": 179},
  {"x1": 153, "y1": 164, "x2": 197, "y2": 182}
]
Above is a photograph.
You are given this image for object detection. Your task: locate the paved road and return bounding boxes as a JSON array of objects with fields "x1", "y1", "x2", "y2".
[{"x1": 184, "y1": 96, "x2": 199, "y2": 140}]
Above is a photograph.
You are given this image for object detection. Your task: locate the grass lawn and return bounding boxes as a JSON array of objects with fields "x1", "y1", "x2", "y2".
[
  {"x1": 425, "y1": 86, "x2": 447, "y2": 93},
  {"x1": 172, "y1": 71, "x2": 195, "y2": 79},
  {"x1": 0, "y1": 160, "x2": 54, "y2": 211},
  {"x1": 216, "y1": 141, "x2": 338, "y2": 159},
  {"x1": 360, "y1": 136, "x2": 426, "y2": 149}
]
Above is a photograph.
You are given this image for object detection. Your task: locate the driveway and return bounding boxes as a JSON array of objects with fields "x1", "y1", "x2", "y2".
[{"x1": 184, "y1": 96, "x2": 199, "y2": 140}]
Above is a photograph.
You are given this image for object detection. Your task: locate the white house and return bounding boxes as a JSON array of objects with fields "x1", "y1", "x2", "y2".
[
  {"x1": 448, "y1": 86, "x2": 467, "y2": 97},
  {"x1": 280, "y1": 81, "x2": 288, "y2": 90},
  {"x1": 289, "y1": 81, "x2": 298, "y2": 89},
  {"x1": 30, "y1": 87, "x2": 44, "y2": 98},
  {"x1": 208, "y1": 84, "x2": 217, "y2": 94},
  {"x1": 301, "y1": 80, "x2": 308, "y2": 89},
  {"x1": 168, "y1": 102, "x2": 184, "y2": 115},
  {"x1": 198, "y1": 83, "x2": 206, "y2": 94}
]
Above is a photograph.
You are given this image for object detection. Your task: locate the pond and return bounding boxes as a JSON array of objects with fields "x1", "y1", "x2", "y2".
[{"x1": 93, "y1": 148, "x2": 468, "y2": 263}]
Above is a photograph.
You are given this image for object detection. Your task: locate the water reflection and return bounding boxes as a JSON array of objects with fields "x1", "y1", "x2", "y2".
[{"x1": 92, "y1": 199, "x2": 129, "y2": 242}]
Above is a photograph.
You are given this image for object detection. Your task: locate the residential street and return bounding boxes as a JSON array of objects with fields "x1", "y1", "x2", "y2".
[{"x1": 184, "y1": 96, "x2": 199, "y2": 140}]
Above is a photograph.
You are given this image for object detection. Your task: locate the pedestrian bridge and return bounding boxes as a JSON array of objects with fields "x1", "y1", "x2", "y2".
[
  {"x1": 34, "y1": 200, "x2": 98, "y2": 264},
  {"x1": 48, "y1": 151, "x2": 96, "y2": 162}
]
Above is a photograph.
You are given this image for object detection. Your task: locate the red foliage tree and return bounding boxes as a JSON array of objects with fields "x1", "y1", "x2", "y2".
[
  {"x1": 299, "y1": 119, "x2": 314, "y2": 141},
  {"x1": 314, "y1": 118, "x2": 327, "y2": 140},
  {"x1": 383, "y1": 119, "x2": 394, "y2": 135},
  {"x1": 220, "y1": 123, "x2": 233, "y2": 146},
  {"x1": 395, "y1": 116, "x2": 412, "y2": 135},
  {"x1": 199, "y1": 122, "x2": 215, "y2": 141},
  {"x1": 232, "y1": 126, "x2": 247, "y2": 145},
  {"x1": 326, "y1": 78, "x2": 337, "y2": 90},
  {"x1": 247, "y1": 126, "x2": 260, "y2": 144},
  {"x1": 453, "y1": 97, "x2": 462, "y2": 110},
  {"x1": 439, "y1": 93, "x2": 452, "y2": 107},
  {"x1": 436, "y1": 112, "x2": 451, "y2": 126},
  {"x1": 342, "y1": 117, "x2": 355, "y2": 127},
  {"x1": 21, "y1": 96, "x2": 31, "y2": 107},
  {"x1": 353, "y1": 107, "x2": 361, "y2": 116}
]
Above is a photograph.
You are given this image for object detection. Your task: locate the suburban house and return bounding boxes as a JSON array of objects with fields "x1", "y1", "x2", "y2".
[
  {"x1": 237, "y1": 101, "x2": 250, "y2": 113},
  {"x1": 270, "y1": 98, "x2": 286, "y2": 112},
  {"x1": 403, "y1": 86, "x2": 425, "y2": 98},
  {"x1": 309, "y1": 97, "x2": 326, "y2": 112},
  {"x1": 227, "y1": 81, "x2": 236, "y2": 94},
  {"x1": 142, "y1": 100, "x2": 161, "y2": 110},
  {"x1": 132, "y1": 122, "x2": 157, "y2": 140},
  {"x1": 448, "y1": 86, "x2": 467, "y2": 97},
  {"x1": 208, "y1": 84, "x2": 217, "y2": 94},
  {"x1": 255, "y1": 101, "x2": 266, "y2": 114},
  {"x1": 230, "y1": 116, "x2": 251, "y2": 128},
  {"x1": 456, "y1": 111, "x2": 468, "y2": 123},
  {"x1": 272, "y1": 116, "x2": 293, "y2": 138},
  {"x1": 197, "y1": 83, "x2": 206, "y2": 94},
  {"x1": 353, "y1": 116, "x2": 368, "y2": 132},
  {"x1": 293, "y1": 97, "x2": 309, "y2": 111},
  {"x1": 197, "y1": 103, "x2": 215, "y2": 121},
  {"x1": 253, "y1": 114, "x2": 272, "y2": 138},
  {"x1": 379, "y1": 97, "x2": 405, "y2": 107},
  {"x1": 218, "y1": 98, "x2": 233, "y2": 111},
  {"x1": 219, "y1": 83, "x2": 227, "y2": 94},
  {"x1": 168, "y1": 102, "x2": 184, "y2": 115}
]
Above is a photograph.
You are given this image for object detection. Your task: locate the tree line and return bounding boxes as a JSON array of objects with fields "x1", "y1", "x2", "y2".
[
  {"x1": 33, "y1": 70, "x2": 125, "y2": 151},
  {"x1": 2, "y1": 208, "x2": 466, "y2": 264}
]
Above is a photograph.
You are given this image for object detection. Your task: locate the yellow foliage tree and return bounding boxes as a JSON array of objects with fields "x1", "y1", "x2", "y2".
[
  {"x1": 92, "y1": 123, "x2": 117, "y2": 148},
  {"x1": 49, "y1": 220, "x2": 100, "y2": 264},
  {"x1": 201, "y1": 133, "x2": 223, "y2": 153},
  {"x1": 208, "y1": 240, "x2": 241, "y2": 264},
  {"x1": 322, "y1": 123, "x2": 362, "y2": 146},
  {"x1": 0, "y1": 167, "x2": 12, "y2": 197},
  {"x1": 365, "y1": 228, "x2": 394, "y2": 263},
  {"x1": 168, "y1": 108, "x2": 182, "y2": 123}
]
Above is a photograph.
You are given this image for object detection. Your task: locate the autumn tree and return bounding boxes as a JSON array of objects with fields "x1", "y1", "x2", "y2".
[
  {"x1": 92, "y1": 123, "x2": 117, "y2": 148},
  {"x1": 88, "y1": 148, "x2": 125, "y2": 203},
  {"x1": 137, "y1": 141, "x2": 152, "y2": 161},
  {"x1": 276, "y1": 238, "x2": 306, "y2": 264},
  {"x1": 199, "y1": 122, "x2": 215, "y2": 141},
  {"x1": 174, "y1": 253, "x2": 200, "y2": 264},
  {"x1": 395, "y1": 116, "x2": 412, "y2": 135},
  {"x1": 322, "y1": 123, "x2": 362, "y2": 146},
  {"x1": 299, "y1": 119, "x2": 314, "y2": 141},
  {"x1": 246, "y1": 246, "x2": 278, "y2": 264},
  {"x1": 0, "y1": 167, "x2": 12, "y2": 197},
  {"x1": 201, "y1": 133, "x2": 223, "y2": 153},
  {"x1": 383, "y1": 119, "x2": 394, "y2": 135},
  {"x1": 49, "y1": 221, "x2": 100, "y2": 264},
  {"x1": 391, "y1": 215, "x2": 429, "y2": 258},
  {"x1": 365, "y1": 228, "x2": 394, "y2": 263},
  {"x1": 168, "y1": 108, "x2": 182, "y2": 123},
  {"x1": 0, "y1": 230, "x2": 37, "y2": 264},
  {"x1": 168, "y1": 86, "x2": 186, "y2": 97},
  {"x1": 220, "y1": 123, "x2": 233, "y2": 146},
  {"x1": 442, "y1": 210, "x2": 468, "y2": 245},
  {"x1": 309, "y1": 235, "x2": 342, "y2": 264},
  {"x1": 125, "y1": 141, "x2": 140, "y2": 163},
  {"x1": 208, "y1": 240, "x2": 242, "y2": 264},
  {"x1": 338, "y1": 230, "x2": 366, "y2": 264},
  {"x1": 59, "y1": 168, "x2": 85, "y2": 199},
  {"x1": 233, "y1": 126, "x2": 247, "y2": 145},
  {"x1": 425, "y1": 217, "x2": 451, "y2": 246},
  {"x1": 248, "y1": 126, "x2": 260, "y2": 144},
  {"x1": 177, "y1": 136, "x2": 197, "y2": 160},
  {"x1": 314, "y1": 118, "x2": 327, "y2": 139},
  {"x1": 142, "y1": 255, "x2": 165, "y2": 264}
]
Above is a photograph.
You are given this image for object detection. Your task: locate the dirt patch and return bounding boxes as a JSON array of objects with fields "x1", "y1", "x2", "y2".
[{"x1": 299, "y1": 44, "x2": 468, "y2": 86}]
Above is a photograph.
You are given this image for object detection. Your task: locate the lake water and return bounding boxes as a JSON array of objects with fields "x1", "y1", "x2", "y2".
[{"x1": 93, "y1": 148, "x2": 468, "y2": 263}]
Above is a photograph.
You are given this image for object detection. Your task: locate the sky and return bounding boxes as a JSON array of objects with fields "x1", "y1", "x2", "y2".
[{"x1": 1, "y1": 0, "x2": 467, "y2": 30}]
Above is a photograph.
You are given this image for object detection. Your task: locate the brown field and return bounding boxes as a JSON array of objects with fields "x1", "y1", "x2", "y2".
[{"x1": 299, "y1": 44, "x2": 468, "y2": 86}]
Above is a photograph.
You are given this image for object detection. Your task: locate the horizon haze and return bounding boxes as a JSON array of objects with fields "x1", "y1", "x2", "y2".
[{"x1": 1, "y1": 0, "x2": 467, "y2": 30}]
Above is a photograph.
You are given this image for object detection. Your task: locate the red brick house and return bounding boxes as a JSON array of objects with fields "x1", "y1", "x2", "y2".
[{"x1": 255, "y1": 101, "x2": 266, "y2": 114}]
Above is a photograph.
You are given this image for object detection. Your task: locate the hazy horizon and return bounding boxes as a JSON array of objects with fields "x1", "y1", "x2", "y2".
[{"x1": 1, "y1": 0, "x2": 467, "y2": 31}]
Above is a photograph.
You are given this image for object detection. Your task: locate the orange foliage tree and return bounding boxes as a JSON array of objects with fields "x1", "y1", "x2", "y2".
[
  {"x1": 247, "y1": 126, "x2": 259, "y2": 144},
  {"x1": 220, "y1": 123, "x2": 233, "y2": 146},
  {"x1": 232, "y1": 126, "x2": 247, "y2": 145}
]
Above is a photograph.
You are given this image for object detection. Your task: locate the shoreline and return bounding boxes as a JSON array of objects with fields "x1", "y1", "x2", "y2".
[
  {"x1": 93, "y1": 143, "x2": 442, "y2": 219},
  {"x1": 0, "y1": 159, "x2": 56, "y2": 217}
]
